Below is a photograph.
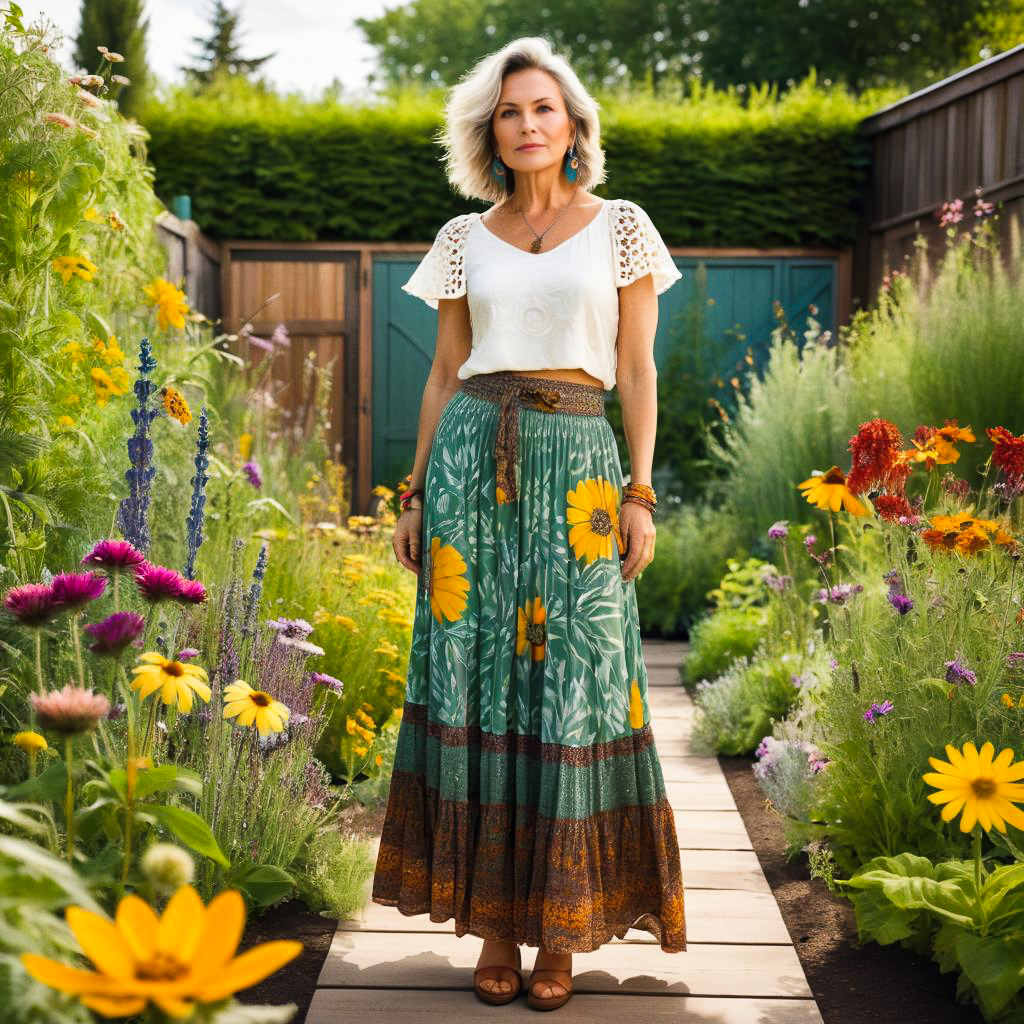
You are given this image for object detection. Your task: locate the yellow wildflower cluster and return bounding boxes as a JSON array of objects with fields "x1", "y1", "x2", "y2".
[
  {"x1": 922, "y1": 513, "x2": 1016, "y2": 556},
  {"x1": 61, "y1": 335, "x2": 131, "y2": 413},
  {"x1": 144, "y1": 277, "x2": 189, "y2": 330},
  {"x1": 238, "y1": 433, "x2": 253, "y2": 461},
  {"x1": 299, "y1": 459, "x2": 349, "y2": 527},
  {"x1": 1001, "y1": 693, "x2": 1024, "y2": 709},
  {"x1": 375, "y1": 639, "x2": 399, "y2": 659},
  {"x1": 346, "y1": 705, "x2": 376, "y2": 757},
  {"x1": 82, "y1": 205, "x2": 126, "y2": 230}
]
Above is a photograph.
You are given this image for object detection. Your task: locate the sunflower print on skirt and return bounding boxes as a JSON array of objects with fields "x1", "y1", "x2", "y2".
[
  {"x1": 567, "y1": 476, "x2": 625, "y2": 564},
  {"x1": 422, "y1": 535, "x2": 470, "y2": 624},
  {"x1": 517, "y1": 596, "x2": 547, "y2": 660}
]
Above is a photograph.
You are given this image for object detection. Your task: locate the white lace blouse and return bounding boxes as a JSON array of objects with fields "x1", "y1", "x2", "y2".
[{"x1": 400, "y1": 197, "x2": 682, "y2": 390}]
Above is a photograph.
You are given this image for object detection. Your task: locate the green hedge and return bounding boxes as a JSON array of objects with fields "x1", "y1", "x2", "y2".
[{"x1": 137, "y1": 75, "x2": 896, "y2": 245}]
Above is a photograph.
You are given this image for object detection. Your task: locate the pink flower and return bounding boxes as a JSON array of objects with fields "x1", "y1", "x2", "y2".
[
  {"x1": 84, "y1": 612, "x2": 145, "y2": 656},
  {"x1": 3, "y1": 583, "x2": 61, "y2": 626},
  {"x1": 82, "y1": 539, "x2": 146, "y2": 572},
  {"x1": 30, "y1": 684, "x2": 111, "y2": 734},
  {"x1": 134, "y1": 562, "x2": 186, "y2": 603},
  {"x1": 176, "y1": 579, "x2": 208, "y2": 605},
  {"x1": 50, "y1": 572, "x2": 107, "y2": 612}
]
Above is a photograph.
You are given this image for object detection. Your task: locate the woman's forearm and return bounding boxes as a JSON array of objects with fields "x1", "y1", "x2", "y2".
[
  {"x1": 616, "y1": 364, "x2": 658, "y2": 486},
  {"x1": 407, "y1": 373, "x2": 463, "y2": 490}
]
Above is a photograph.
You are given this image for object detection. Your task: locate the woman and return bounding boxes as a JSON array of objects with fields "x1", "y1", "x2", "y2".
[{"x1": 371, "y1": 35, "x2": 685, "y2": 1012}]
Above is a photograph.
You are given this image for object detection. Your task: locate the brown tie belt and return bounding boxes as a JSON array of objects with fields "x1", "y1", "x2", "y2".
[{"x1": 459, "y1": 371, "x2": 606, "y2": 501}]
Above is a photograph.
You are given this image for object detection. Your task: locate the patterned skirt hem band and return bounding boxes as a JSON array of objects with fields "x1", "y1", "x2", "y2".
[{"x1": 459, "y1": 371, "x2": 606, "y2": 502}]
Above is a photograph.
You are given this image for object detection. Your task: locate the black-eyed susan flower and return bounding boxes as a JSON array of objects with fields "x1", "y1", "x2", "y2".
[
  {"x1": 222, "y1": 680, "x2": 290, "y2": 736},
  {"x1": 796, "y1": 467, "x2": 868, "y2": 516},
  {"x1": 567, "y1": 477, "x2": 624, "y2": 564},
  {"x1": 516, "y1": 597, "x2": 546, "y2": 660},
  {"x1": 922, "y1": 741, "x2": 1024, "y2": 833},
  {"x1": 19, "y1": 885, "x2": 300, "y2": 1018},
  {"x1": 424, "y1": 535, "x2": 470, "y2": 624},
  {"x1": 131, "y1": 653, "x2": 211, "y2": 713}
]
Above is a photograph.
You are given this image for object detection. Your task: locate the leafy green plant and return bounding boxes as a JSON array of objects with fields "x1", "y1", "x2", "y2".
[{"x1": 683, "y1": 606, "x2": 767, "y2": 686}]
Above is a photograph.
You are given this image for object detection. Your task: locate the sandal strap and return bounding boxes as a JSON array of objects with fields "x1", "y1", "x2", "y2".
[{"x1": 529, "y1": 968, "x2": 573, "y2": 994}]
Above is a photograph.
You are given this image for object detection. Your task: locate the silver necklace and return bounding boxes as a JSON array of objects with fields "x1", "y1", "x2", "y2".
[{"x1": 513, "y1": 187, "x2": 580, "y2": 253}]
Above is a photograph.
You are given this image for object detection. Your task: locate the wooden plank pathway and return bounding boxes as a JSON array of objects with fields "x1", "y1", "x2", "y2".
[{"x1": 308, "y1": 639, "x2": 823, "y2": 1023}]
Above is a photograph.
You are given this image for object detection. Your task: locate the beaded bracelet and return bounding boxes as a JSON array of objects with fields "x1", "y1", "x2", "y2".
[{"x1": 400, "y1": 487, "x2": 424, "y2": 512}]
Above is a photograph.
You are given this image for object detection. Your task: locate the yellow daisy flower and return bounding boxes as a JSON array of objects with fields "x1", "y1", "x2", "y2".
[
  {"x1": 222, "y1": 680, "x2": 290, "y2": 736},
  {"x1": 130, "y1": 653, "x2": 211, "y2": 713},
  {"x1": 19, "y1": 885, "x2": 300, "y2": 1018},
  {"x1": 922, "y1": 740, "x2": 1024, "y2": 833},
  {"x1": 516, "y1": 597, "x2": 547, "y2": 660},
  {"x1": 629, "y1": 679, "x2": 646, "y2": 729},
  {"x1": 796, "y1": 466, "x2": 869, "y2": 516},
  {"x1": 13, "y1": 731, "x2": 48, "y2": 753},
  {"x1": 52, "y1": 255, "x2": 97, "y2": 284},
  {"x1": 143, "y1": 277, "x2": 189, "y2": 330},
  {"x1": 566, "y1": 477, "x2": 624, "y2": 564},
  {"x1": 424, "y1": 535, "x2": 470, "y2": 624}
]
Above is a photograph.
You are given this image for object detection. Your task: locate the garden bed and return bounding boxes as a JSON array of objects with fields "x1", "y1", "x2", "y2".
[{"x1": 718, "y1": 755, "x2": 984, "y2": 1024}]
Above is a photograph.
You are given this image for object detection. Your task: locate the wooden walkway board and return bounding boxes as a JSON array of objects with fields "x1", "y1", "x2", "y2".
[{"x1": 309, "y1": 640, "x2": 822, "y2": 1023}]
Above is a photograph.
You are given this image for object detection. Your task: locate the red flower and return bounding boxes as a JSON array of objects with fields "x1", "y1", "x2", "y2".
[
  {"x1": 134, "y1": 562, "x2": 186, "y2": 603},
  {"x1": 176, "y1": 579, "x2": 208, "y2": 605},
  {"x1": 846, "y1": 419, "x2": 909, "y2": 496},
  {"x1": 874, "y1": 493, "x2": 914, "y2": 522},
  {"x1": 82, "y1": 539, "x2": 145, "y2": 571},
  {"x1": 987, "y1": 426, "x2": 1024, "y2": 482}
]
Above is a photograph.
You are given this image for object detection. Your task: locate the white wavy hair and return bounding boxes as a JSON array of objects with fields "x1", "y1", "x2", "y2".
[{"x1": 438, "y1": 36, "x2": 607, "y2": 204}]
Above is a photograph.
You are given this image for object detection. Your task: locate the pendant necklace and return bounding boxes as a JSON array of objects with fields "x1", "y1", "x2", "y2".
[{"x1": 516, "y1": 186, "x2": 580, "y2": 253}]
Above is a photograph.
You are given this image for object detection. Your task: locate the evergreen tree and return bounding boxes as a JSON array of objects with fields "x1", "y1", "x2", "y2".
[
  {"x1": 181, "y1": 1, "x2": 275, "y2": 89},
  {"x1": 72, "y1": 0, "x2": 150, "y2": 117}
]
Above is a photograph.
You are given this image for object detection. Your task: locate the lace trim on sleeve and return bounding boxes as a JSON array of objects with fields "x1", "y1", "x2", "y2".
[
  {"x1": 401, "y1": 214, "x2": 474, "y2": 309},
  {"x1": 610, "y1": 199, "x2": 682, "y2": 296}
]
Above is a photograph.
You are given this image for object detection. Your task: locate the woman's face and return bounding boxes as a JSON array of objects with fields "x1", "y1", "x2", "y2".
[{"x1": 491, "y1": 67, "x2": 574, "y2": 174}]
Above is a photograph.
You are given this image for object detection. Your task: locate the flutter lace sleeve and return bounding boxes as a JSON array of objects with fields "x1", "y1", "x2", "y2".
[
  {"x1": 401, "y1": 213, "x2": 474, "y2": 309},
  {"x1": 611, "y1": 199, "x2": 682, "y2": 295}
]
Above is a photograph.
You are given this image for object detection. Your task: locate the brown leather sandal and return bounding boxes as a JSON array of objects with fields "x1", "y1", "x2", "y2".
[
  {"x1": 527, "y1": 966, "x2": 573, "y2": 1011},
  {"x1": 474, "y1": 944, "x2": 523, "y2": 1005}
]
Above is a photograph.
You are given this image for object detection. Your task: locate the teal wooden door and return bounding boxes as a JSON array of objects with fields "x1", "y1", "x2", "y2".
[{"x1": 372, "y1": 253, "x2": 838, "y2": 489}]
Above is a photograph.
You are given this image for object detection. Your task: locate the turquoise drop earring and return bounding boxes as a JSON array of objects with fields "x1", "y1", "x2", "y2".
[
  {"x1": 564, "y1": 141, "x2": 579, "y2": 184},
  {"x1": 491, "y1": 155, "x2": 507, "y2": 184}
]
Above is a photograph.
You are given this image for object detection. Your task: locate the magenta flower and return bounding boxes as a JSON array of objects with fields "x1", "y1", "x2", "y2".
[
  {"x1": 242, "y1": 461, "x2": 263, "y2": 489},
  {"x1": 50, "y1": 572, "x2": 107, "y2": 612},
  {"x1": 134, "y1": 562, "x2": 186, "y2": 603},
  {"x1": 30, "y1": 683, "x2": 111, "y2": 734},
  {"x1": 3, "y1": 583, "x2": 61, "y2": 626},
  {"x1": 81, "y1": 539, "x2": 146, "y2": 572},
  {"x1": 84, "y1": 612, "x2": 145, "y2": 656},
  {"x1": 310, "y1": 671, "x2": 344, "y2": 694},
  {"x1": 176, "y1": 579, "x2": 208, "y2": 605},
  {"x1": 177, "y1": 648, "x2": 200, "y2": 661}
]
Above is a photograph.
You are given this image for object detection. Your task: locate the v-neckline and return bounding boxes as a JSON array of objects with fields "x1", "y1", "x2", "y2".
[{"x1": 475, "y1": 198, "x2": 608, "y2": 256}]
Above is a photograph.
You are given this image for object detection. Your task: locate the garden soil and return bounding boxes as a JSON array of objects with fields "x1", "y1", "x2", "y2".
[{"x1": 718, "y1": 754, "x2": 985, "y2": 1024}]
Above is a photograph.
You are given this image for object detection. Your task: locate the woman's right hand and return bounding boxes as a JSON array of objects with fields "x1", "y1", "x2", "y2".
[{"x1": 393, "y1": 507, "x2": 423, "y2": 575}]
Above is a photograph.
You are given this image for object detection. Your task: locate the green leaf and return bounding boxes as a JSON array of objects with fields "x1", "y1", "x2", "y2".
[
  {"x1": 845, "y1": 887, "x2": 919, "y2": 945},
  {"x1": 0, "y1": 800, "x2": 52, "y2": 837},
  {"x1": 134, "y1": 764, "x2": 203, "y2": 800},
  {"x1": 145, "y1": 804, "x2": 230, "y2": 868},
  {"x1": 230, "y1": 864, "x2": 295, "y2": 908},
  {"x1": 0, "y1": 836, "x2": 102, "y2": 912},
  {"x1": 4, "y1": 761, "x2": 68, "y2": 801},
  {"x1": 954, "y1": 930, "x2": 1024, "y2": 1016}
]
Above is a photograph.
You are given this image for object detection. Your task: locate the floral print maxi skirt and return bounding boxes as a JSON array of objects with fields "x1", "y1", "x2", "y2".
[{"x1": 370, "y1": 382, "x2": 686, "y2": 954}]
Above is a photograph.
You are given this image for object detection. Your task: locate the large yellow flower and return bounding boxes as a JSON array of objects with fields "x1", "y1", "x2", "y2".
[
  {"x1": 424, "y1": 535, "x2": 470, "y2": 624},
  {"x1": 144, "y1": 277, "x2": 189, "y2": 330},
  {"x1": 567, "y1": 477, "x2": 624, "y2": 564},
  {"x1": 223, "y1": 679, "x2": 290, "y2": 736},
  {"x1": 131, "y1": 653, "x2": 211, "y2": 713},
  {"x1": 20, "y1": 885, "x2": 300, "y2": 1018},
  {"x1": 516, "y1": 597, "x2": 547, "y2": 660},
  {"x1": 796, "y1": 466, "x2": 868, "y2": 516},
  {"x1": 922, "y1": 741, "x2": 1024, "y2": 833}
]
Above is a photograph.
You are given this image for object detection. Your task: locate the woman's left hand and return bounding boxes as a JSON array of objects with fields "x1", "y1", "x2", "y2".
[{"x1": 618, "y1": 499, "x2": 655, "y2": 582}]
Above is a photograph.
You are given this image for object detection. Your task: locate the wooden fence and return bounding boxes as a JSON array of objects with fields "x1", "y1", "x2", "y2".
[{"x1": 853, "y1": 42, "x2": 1024, "y2": 305}]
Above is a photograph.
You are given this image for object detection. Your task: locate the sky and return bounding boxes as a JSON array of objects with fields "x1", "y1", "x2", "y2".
[{"x1": 20, "y1": 0, "x2": 394, "y2": 98}]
